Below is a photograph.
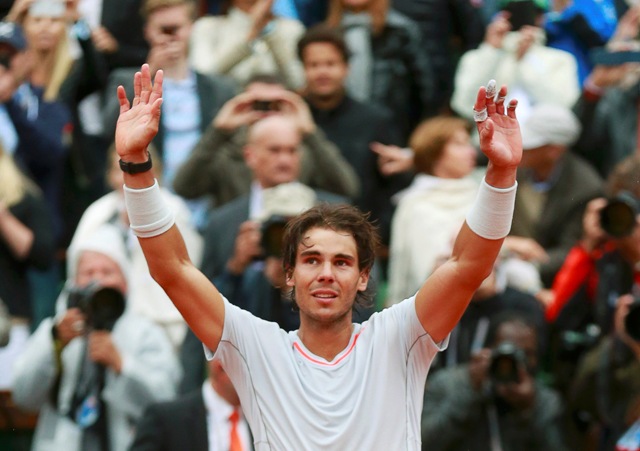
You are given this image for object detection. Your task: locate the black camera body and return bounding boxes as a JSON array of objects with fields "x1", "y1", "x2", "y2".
[
  {"x1": 260, "y1": 215, "x2": 289, "y2": 259},
  {"x1": 501, "y1": 0, "x2": 538, "y2": 30},
  {"x1": 252, "y1": 99, "x2": 280, "y2": 112},
  {"x1": 626, "y1": 299, "x2": 640, "y2": 342},
  {"x1": 67, "y1": 283, "x2": 125, "y2": 331},
  {"x1": 600, "y1": 192, "x2": 640, "y2": 238},
  {"x1": 489, "y1": 342, "x2": 526, "y2": 384},
  {"x1": 160, "y1": 25, "x2": 179, "y2": 36}
]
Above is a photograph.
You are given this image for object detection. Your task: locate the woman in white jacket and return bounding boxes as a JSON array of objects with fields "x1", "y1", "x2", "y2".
[
  {"x1": 451, "y1": 11, "x2": 579, "y2": 122},
  {"x1": 11, "y1": 224, "x2": 181, "y2": 451},
  {"x1": 387, "y1": 116, "x2": 483, "y2": 305}
]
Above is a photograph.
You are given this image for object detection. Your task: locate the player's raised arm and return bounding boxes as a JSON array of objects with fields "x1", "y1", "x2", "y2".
[
  {"x1": 115, "y1": 64, "x2": 226, "y2": 352},
  {"x1": 415, "y1": 80, "x2": 522, "y2": 343}
]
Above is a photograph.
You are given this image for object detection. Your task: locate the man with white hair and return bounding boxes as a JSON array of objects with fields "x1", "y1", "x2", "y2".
[
  {"x1": 503, "y1": 103, "x2": 604, "y2": 286},
  {"x1": 11, "y1": 224, "x2": 181, "y2": 451}
]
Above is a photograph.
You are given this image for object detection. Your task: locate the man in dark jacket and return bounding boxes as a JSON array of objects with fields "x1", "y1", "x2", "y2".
[
  {"x1": 422, "y1": 311, "x2": 568, "y2": 451},
  {"x1": 130, "y1": 359, "x2": 252, "y2": 451}
]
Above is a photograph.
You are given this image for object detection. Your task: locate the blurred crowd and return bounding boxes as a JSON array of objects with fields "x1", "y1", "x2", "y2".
[{"x1": 0, "y1": 0, "x2": 639, "y2": 450}]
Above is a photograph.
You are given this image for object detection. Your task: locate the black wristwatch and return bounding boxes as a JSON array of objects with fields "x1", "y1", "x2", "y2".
[{"x1": 119, "y1": 151, "x2": 152, "y2": 174}]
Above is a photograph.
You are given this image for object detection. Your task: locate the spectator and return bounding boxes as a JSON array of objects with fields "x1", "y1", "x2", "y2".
[
  {"x1": 2, "y1": 1, "x2": 73, "y2": 243},
  {"x1": 422, "y1": 311, "x2": 567, "y2": 451},
  {"x1": 387, "y1": 116, "x2": 483, "y2": 303},
  {"x1": 451, "y1": 1, "x2": 579, "y2": 122},
  {"x1": 189, "y1": 0, "x2": 305, "y2": 89},
  {"x1": 324, "y1": 0, "x2": 438, "y2": 142},
  {"x1": 392, "y1": 0, "x2": 486, "y2": 110},
  {"x1": 0, "y1": 141, "x2": 54, "y2": 388},
  {"x1": 11, "y1": 224, "x2": 181, "y2": 451},
  {"x1": 172, "y1": 73, "x2": 360, "y2": 207},
  {"x1": 543, "y1": 0, "x2": 618, "y2": 86},
  {"x1": 103, "y1": 0, "x2": 237, "y2": 230},
  {"x1": 541, "y1": 153, "x2": 640, "y2": 396},
  {"x1": 130, "y1": 359, "x2": 252, "y2": 451},
  {"x1": 505, "y1": 103, "x2": 604, "y2": 287},
  {"x1": 572, "y1": 6, "x2": 640, "y2": 178},
  {"x1": 69, "y1": 144, "x2": 203, "y2": 349},
  {"x1": 60, "y1": 0, "x2": 149, "y2": 242},
  {"x1": 296, "y1": 24, "x2": 408, "y2": 252},
  {"x1": 568, "y1": 294, "x2": 640, "y2": 451}
]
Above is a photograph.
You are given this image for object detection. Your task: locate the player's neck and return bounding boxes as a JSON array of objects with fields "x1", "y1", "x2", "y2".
[{"x1": 298, "y1": 319, "x2": 354, "y2": 362}]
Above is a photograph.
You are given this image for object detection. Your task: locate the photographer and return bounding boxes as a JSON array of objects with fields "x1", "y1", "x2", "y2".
[
  {"x1": 421, "y1": 311, "x2": 567, "y2": 451},
  {"x1": 11, "y1": 224, "x2": 181, "y2": 451},
  {"x1": 545, "y1": 153, "x2": 640, "y2": 344},
  {"x1": 172, "y1": 73, "x2": 360, "y2": 208},
  {"x1": 568, "y1": 294, "x2": 640, "y2": 450}
]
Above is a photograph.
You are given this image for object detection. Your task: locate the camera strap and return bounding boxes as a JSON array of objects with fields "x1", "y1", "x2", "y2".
[
  {"x1": 596, "y1": 337, "x2": 614, "y2": 428},
  {"x1": 486, "y1": 403, "x2": 504, "y2": 451}
]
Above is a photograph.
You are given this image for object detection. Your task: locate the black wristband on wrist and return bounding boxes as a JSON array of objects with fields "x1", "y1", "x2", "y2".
[{"x1": 119, "y1": 151, "x2": 152, "y2": 174}]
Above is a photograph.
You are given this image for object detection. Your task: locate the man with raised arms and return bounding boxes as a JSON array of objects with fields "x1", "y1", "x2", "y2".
[{"x1": 114, "y1": 64, "x2": 521, "y2": 450}]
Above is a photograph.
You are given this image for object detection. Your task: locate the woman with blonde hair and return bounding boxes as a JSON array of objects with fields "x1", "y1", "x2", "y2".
[
  {"x1": 0, "y1": 141, "x2": 55, "y2": 388},
  {"x1": 3, "y1": 0, "x2": 73, "y2": 242}
]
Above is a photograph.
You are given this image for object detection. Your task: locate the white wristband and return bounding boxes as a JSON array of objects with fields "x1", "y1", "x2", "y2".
[
  {"x1": 465, "y1": 177, "x2": 517, "y2": 240},
  {"x1": 123, "y1": 180, "x2": 175, "y2": 238}
]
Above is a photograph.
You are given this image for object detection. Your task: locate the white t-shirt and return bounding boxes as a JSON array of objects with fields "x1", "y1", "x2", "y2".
[{"x1": 205, "y1": 296, "x2": 445, "y2": 451}]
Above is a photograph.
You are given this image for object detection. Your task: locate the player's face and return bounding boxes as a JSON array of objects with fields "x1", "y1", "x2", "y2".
[{"x1": 287, "y1": 227, "x2": 369, "y2": 326}]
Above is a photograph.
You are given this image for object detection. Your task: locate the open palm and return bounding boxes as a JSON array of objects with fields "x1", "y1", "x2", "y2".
[
  {"x1": 475, "y1": 83, "x2": 522, "y2": 170},
  {"x1": 115, "y1": 65, "x2": 163, "y2": 160}
]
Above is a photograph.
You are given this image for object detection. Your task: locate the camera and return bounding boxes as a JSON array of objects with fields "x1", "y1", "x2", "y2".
[
  {"x1": 626, "y1": 299, "x2": 640, "y2": 341},
  {"x1": 253, "y1": 99, "x2": 279, "y2": 112},
  {"x1": 67, "y1": 282, "x2": 125, "y2": 331},
  {"x1": 489, "y1": 342, "x2": 526, "y2": 384},
  {"x1": 160, "y1": 25, "x2": 179, "y2": 36},
  {"x1": 261, "y1": 215, "x2": 289, "y2": 259},
  {"x1": 501, "y1": 0, "x2": 538, "y2": 31},
  {"x1": 599, "y1": 192, "x2": 640, "y2": 238}
]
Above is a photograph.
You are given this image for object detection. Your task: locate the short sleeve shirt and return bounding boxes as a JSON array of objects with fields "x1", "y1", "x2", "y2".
[{"x1": 205, "y1": 296, "x2": 445, "y2": 450}]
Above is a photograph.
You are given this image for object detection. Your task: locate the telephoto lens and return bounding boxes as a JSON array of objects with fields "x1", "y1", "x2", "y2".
[
  {"x1": 599, "y1": 192, "x2": 639, "y2": 238},
  {"x1": 625, "y1": 299, "x2": 640, "y2": 342}
]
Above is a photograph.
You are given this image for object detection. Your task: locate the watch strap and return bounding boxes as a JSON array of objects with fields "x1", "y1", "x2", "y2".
[{"x1": 119, "y1": 151, "x2": 152, "y2": 174}]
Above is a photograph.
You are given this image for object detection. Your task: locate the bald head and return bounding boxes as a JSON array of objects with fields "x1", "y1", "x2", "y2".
[
  {"x1": 245, "y1": 116, "x2": 302, "y2": 188},
  {"x1": 247, "y1": 115, "x2": 301, "y2": 145}
]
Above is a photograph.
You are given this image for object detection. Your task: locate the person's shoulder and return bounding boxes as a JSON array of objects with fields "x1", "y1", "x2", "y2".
[
  {"x1": 562, "y1": 151, "x2": 605, "y2": 189},
  {"x1": 113, "y1": 312, "x2": 172, "y2": 344},
  {"x1": 210, "y1": 194, "x2": 250, "y2": 220},
  {"x1": 385, "y1": 8, "x2": 423, "y2": 38},
  {"x1": 313, "y1": 190, "x2": 350, "y2": 206},
  {"x1": 273, "y1": 15, "x2": 305, "y2": 32},
  {"x1": 194, "y1": 71, "x2": 238, "y2": 97},
  {"x1": 344, "y1": 95, "x2": 395, "y2": 122},
  {"x1": 192, "y1": 14, "x2": 225, "y2": 33}
]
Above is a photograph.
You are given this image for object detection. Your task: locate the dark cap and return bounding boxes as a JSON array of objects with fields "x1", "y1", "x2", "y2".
[{"x1": 0, "y1": 22, "x2": 26, "y2": 52}]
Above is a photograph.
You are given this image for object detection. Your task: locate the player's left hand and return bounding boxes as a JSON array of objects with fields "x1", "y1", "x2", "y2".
[{"x1": 473, "y1": 81, "x2": 522, "y2": 171}]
